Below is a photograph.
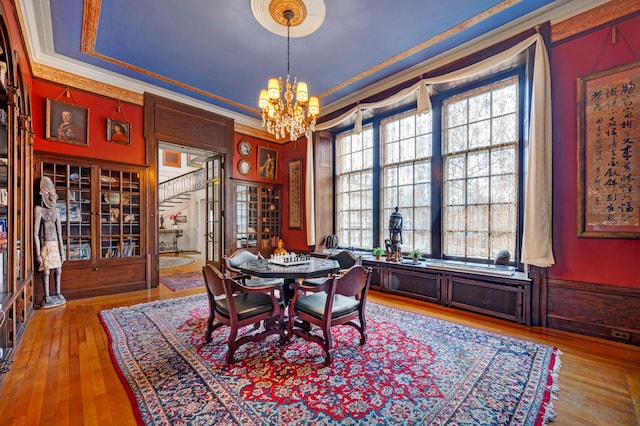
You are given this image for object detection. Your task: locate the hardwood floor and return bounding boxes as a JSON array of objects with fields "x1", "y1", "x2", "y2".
[{"x1": 1, "y1": 262, "x2": 638, "y2": 425}]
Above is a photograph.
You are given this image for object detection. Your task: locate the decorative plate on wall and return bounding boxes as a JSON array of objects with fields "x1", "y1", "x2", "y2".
[
  {"x1": 238, "y1": 139, "x2": 252, "y2": 157},
  {"x1": 238, "y1": 159, "x2": 251, "y2": 175}
]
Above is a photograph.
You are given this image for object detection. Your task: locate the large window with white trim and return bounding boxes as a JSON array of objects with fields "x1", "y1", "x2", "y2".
[
  {"x1": 381, "y1": 110, "x2": 433, "y2": 255},
  {"x1": 442, "y1": 76, "x2": 519, "y2": 259},
  {"x1": 333, "y1": 70, "x2": 523, "y2": 266},
  {"x1": 335, "y1": 126, "x2": 374, "y2": 250}
]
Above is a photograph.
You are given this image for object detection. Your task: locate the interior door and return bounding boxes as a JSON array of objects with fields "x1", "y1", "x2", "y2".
[{"x1": 205, "y1": 154, "x2": 224, "y2": 267}]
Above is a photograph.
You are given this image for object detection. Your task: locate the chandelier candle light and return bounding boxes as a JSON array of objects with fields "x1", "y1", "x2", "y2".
[{"x1": 258, "y1": 9, "x2": 319, "y2": 141}]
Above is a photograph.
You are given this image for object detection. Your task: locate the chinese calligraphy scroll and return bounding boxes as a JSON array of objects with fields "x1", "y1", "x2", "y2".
[
  {"x1": 578, "y1": 61, "x2": 640, "y2": 238},
  {"x1": 288, "y1": 159, "x2": 302, "y2": 229}
]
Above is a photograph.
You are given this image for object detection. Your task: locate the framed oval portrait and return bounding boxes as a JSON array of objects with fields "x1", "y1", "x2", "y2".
[
  {"x1": 238, "y1": 159, "x2": 251, "y2": 175},
  {"x1": 238, "y1": 139, "x2": 251, "y2": 157}
]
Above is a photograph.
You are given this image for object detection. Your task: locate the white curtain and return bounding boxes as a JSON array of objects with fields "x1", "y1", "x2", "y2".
[{"x1": 311, "y1": 32, "x2": 554, "y2": 267}]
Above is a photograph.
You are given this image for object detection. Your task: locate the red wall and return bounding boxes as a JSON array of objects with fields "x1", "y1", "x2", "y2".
[
  {"x1": 233, "y1": 134, "x2": 309, "y2": 252},
  {"x1": 549, "y1": 15, "x2": 640, "y2": 288},
  {"x1": 31, "y1": 80, "x2": 145, "y2": 166}
]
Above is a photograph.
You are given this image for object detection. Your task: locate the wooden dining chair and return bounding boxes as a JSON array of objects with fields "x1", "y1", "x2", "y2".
[
  {"x1": 223, "y1": 249, "x2": 283, "y2": 287},
  {"x1": 202, "y1": 264, "x2": 285, "y2": 364},
  {"x1": 287, "y1": 265, "x2": 372, "y2": 366},
  {"x1": 303, "y1": 250, "x2": 360, "y2": 286}
]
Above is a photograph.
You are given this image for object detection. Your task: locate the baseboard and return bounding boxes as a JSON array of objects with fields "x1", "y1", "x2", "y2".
[{"x1": 547, "y1": 278, "x2": 640, "y2": 346}]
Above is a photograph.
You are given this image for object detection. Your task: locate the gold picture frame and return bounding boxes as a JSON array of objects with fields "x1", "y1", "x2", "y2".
[
  {"x1": 107, "y1": 118, "x2": 130, "y2": 145},
  {"x1": 258, "y1": 147, "x2": 277, "y2": 180},
  {"x1": 45, "y1": 98, "x2": 89, "y2": 146}
]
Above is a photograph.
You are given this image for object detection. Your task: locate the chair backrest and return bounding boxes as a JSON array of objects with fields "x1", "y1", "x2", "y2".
[
  {"x1": 202, "y1": 264, "x2": 226, "y2": 298},
  {"x1": 329, "y1": 250, "x2": 359, "y2": 270},
  {"x1": 224, "y1": 250, "x2": 263, "y2": 275},
  {"x1": 330, "y1": 265, "x2": 371, "y2": 299}
]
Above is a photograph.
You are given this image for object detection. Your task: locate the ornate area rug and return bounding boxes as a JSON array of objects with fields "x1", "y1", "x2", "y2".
[
  {"x1": 159, "y1": 271, "x2": 203, "y2": 291},
  {"x1": 158, "y1": 255, "x2": 196, "y2": 270},
  {"x1": 100, "y1": 294, "x2": 561, "y2": 425}
]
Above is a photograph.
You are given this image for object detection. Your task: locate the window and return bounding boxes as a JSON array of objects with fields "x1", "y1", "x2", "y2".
[
  {"x1": 333, "y1": 72, "x2": 523, "y2": 266},
  {"x1": 443, "y1": 77, "x2": 519, "y2": 260},
  {"x1": 381, "y1": 110, "x2": 433, "y2": 255},
  {"x1": 335, "y1": 126, "x2": 374, "y2": 249}
]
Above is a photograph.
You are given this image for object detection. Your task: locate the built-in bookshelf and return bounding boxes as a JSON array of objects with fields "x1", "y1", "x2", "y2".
[
  {"x1": 233, "y1": 180, "x2": 281, "y2": 254},
  {"x1": 35, "y1": 154, "x2": 147, "y2": 301},
  {"x1": 0, "y1": 14, "x2": 35, "y2": 383}
]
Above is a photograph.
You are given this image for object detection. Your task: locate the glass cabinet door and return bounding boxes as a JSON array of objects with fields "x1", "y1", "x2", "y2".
[
  {"x1": 99, "y1": 169, "x2": 141, "y2": 258},
  {"x1": 235, "y1": 183, "x2": 258, "y2": 249},
  {"x1": 260, "y1": 186, "x2": 280, "y2": 250},
  {"x1": 234, "y1": 181, "x2": 281, "y2": 253},
  {"x1": 41, "y1": 162, "x2": 93, "y2": 261}
]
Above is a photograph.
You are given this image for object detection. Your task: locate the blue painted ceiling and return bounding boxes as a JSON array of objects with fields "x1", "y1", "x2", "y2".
[{"x1": 41, "y1": 0, "x2": 566, "y2": 122}]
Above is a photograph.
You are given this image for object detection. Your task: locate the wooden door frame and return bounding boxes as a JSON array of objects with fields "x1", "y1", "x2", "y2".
[{"x1": 144, "y1": 93, "x2": 234, "y2": 287}]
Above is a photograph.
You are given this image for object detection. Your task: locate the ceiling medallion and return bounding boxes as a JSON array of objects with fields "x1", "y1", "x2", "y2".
[
  {"x1": 251, "y1": 0, "x2": 325, "y2": 38},
  {"x1": 269, "y1": 0, "x2": 306, "y2": 27}
]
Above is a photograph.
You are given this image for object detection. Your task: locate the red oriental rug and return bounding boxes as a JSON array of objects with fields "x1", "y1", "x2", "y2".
[
  {"x1": 100, "y1": 294, "x2": 561, "y2": 425},
  {"x1": 159, "y1": 271, "x2": 203, "y2": 291}
]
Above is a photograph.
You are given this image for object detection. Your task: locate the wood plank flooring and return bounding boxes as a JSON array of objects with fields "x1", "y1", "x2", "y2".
[{"x1": 1, "y1": 260, "x2": 638, "y2": 425}]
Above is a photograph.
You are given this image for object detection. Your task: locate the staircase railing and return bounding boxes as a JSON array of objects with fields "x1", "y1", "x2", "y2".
[{"x1": 159, "y1": 168, "x2": 206, "y2": 204}]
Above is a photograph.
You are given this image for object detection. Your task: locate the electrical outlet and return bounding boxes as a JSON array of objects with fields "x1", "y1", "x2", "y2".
[{"x1": 611, "y1": 329, "x2": 631, "y2": 341}]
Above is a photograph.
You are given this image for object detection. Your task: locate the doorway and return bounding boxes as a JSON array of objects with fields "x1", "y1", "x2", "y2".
[
  {"x1": 158, "y1": 142, "x2": 223, "y2": 275},
  {"x1": 143, "y1": 93, "x2": 235, "y2": 287}
]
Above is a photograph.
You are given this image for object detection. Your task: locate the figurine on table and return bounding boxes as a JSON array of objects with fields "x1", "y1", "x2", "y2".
[
  {"x1": 274, "y1": 239, "x2": 287, "y2": 255},
  {"x1": 34, "y1": 176, "x2": 67, "y2": 308}
]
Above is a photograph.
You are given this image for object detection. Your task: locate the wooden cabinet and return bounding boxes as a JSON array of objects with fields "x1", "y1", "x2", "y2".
[
  {"x1": 35, "y1": 155, "x2": 147, "y2": 301},
  {"x1": 232, "y1": 180, "x2": 281, "y2": 254},
  {"x1": 362, "y1": 258, "x2": 536, "y2": 325},
  {"x1": 446, "y1": 275, "x2": 528, "y2": 323}
]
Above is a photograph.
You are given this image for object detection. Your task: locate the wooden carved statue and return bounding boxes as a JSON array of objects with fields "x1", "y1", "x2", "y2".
[
  {"x1": 385, "y1": 207, "x2": 403, "y2": 261},
  {"x1": 34, "y1": 176, "x2": 66, "y2": 308}
]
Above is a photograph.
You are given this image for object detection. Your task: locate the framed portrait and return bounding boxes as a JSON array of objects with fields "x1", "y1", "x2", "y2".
[
  {"x1": 175, "y1": 215, "x2": 187, "y2": 224},
  {"x1": 258, "y1": 147, "x2": 277, "y2": 180},
  {"x1": 288, "y1": 159, "x2": 302, "y2": 229},
  {"x1": 163, "y1": 150, "x2": 181, "y2": 167},
  {"x1": 577, "y1": 61, "x2": 640, "y2": 238},
  {"x1": 45, "y1": 98, "x2": 89, "y2": 146},
  {"x1": 107, "y1": 118, "x2": 130, "y2": 145}
]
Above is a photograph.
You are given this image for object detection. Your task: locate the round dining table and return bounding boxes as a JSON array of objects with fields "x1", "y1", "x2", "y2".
[{"x1": 238, "y1": 257, "x2": 340, "y2": 304}]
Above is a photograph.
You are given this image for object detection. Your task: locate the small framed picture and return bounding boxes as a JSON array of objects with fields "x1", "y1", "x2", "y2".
[
  {"x1": 258, "y1": 147, "x2": 277, "y2": 180},
  {"x1": 163, "y1": 150, "x2": 181, "y2": 167},
  {"x1": 46, "y1": 98, "x2": 89, "y2": 146},
  {"x1": 107, "y1": 118, "x2": 130, "y2": 145}
]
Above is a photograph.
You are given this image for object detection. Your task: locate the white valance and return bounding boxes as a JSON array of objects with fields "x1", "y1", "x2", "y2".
[{"x1": 311, "y1": 32, "x2": 554, "y2": 267}]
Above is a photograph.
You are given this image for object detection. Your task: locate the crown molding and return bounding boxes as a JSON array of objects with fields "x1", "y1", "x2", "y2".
[
  {"x1": 551, "y1": 0, "x2": 640, "y2": 42},
  {"x1": 31, "y1": 62, "x2": 143, "y2": 104}
]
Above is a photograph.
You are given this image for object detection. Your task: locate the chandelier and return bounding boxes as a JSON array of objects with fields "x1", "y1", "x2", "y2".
[{"x1": 258, "y1": 9, "x2": 319, "y2": 141}]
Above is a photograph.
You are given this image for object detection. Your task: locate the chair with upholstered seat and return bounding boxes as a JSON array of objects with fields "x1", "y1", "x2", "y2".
[
  {"x1": 287, "y1": 265, "x2": 372, "y2": 366},
  {"x1": 202, "y1": 264, "x2": 285, "y2": 364},
  {"x1": 224, "y1": 249, "x2": 283, "y2": 287},
  {"x1": 303, "y1": 250, "x2": 360, "y2": 286}
]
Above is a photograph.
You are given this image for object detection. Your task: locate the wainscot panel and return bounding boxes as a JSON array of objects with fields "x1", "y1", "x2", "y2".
[{"x1": 547, "y1": 279, "x2": 640, "y2": 346}]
